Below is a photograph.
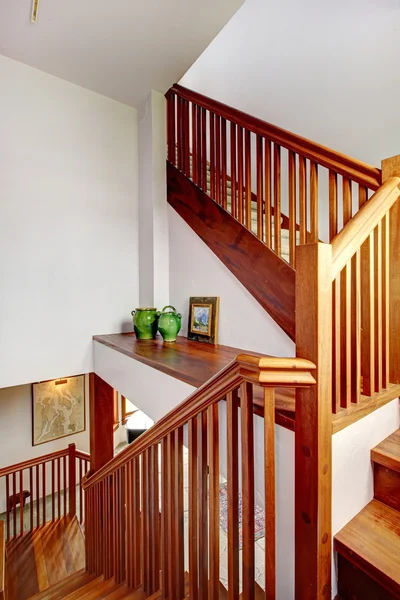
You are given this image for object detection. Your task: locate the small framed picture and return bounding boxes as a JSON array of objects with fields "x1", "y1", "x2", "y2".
[{"x1": 188, "y1": 297, "x2": 219, "y2": 345}]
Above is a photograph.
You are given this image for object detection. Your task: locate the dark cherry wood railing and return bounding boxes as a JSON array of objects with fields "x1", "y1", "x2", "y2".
[
  {"x1": 0, "y1": 444, "x2": 90, "y2": 541},
  {"x1": 0, "y1": 522, "x2": 4, "y2": 600},
  {"x1": 83, "y1": 355, "x2": 316, "y2": 599},
  {"x1": 167, "y1": 83, "x2": 382, "y2": 267}
]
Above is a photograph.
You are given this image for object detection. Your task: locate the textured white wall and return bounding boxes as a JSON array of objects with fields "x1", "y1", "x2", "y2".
[{"x1": 0, "y1": 56, "x2": 139, "y2": 389}]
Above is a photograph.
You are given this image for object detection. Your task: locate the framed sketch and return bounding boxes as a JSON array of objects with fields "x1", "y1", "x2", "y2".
[
  {"x1": 188, "y1": 297, "x2": 219, "y2": 344},
  {"x1": 32, "y1": 375, "x2": 86, "y2": 446}
]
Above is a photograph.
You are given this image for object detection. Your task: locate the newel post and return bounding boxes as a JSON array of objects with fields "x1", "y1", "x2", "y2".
[
  {"x1": 382, "y1": 155, "x2": 400, "y2": 383},
  {"x1": 295, "y1": 243, "x2": 332, "y2": 600},
  {"x1": 68, "y1": 443, "x2": 77, "y2": 517}
]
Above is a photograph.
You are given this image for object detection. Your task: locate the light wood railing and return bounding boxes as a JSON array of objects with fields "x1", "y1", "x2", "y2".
[
  {"x1": 83, "y1": 355, "x2": 316, "y2": 598},
  {"x1": 167, "y1": 84, "x2": 382, "y2": 267},
  {"x1": 0, "y1": 444, "x2": 90, "y2": 541}
]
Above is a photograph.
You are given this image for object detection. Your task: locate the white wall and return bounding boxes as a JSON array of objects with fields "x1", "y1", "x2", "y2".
[
  {"x1": 0, "y1": 375, "x2": 90, "y2": 512},
  {"x1": 0, "y1": 55, "x2": 139, "y2": 389},
  {"x1": 169, "y1": 207, "x2": 294, "y2": 356}
]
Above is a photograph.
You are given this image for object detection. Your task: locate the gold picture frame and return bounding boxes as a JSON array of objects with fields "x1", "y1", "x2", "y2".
[{"x1": 188, "y1": 297, "x2": 219, "y2": 344}]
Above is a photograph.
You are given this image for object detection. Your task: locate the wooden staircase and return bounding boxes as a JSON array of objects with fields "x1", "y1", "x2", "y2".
[{"x1": 335, "y1": 429, "x2": 400, "y2": 599}]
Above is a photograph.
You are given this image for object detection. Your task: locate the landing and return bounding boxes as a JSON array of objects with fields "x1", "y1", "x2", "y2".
[{"x1": 5, "y1": 516, "x2": 85, "y2": 600}]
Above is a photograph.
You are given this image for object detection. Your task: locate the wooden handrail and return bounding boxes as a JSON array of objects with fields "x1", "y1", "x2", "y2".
[
  {"x1": 0, "y1": 521, "x2": 4, "y2": 600},
  {"x1": 0, "y1": 447, "x2": 69, "y2": 478},
  {"x1": 331, "y1": 176, "x2": 400, "y2": 279},
  {"x1": 169, "y1": 83, "x2": 382, "y2": 190},
  {"x1": 75, "y1": 449, "x2": 90, "y2": 461},
  {"x1": 83, "y1": 355, "x2": 315, "y2": 489}
]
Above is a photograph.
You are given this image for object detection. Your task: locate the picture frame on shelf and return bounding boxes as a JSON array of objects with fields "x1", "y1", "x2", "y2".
[{"x1": 187, "y1": 296, "x2": 219, "y2": 345}]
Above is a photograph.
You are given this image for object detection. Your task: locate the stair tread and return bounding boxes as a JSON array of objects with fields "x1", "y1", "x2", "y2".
[
  {"x1": 371, "y1": 429, "x2": 400, "y2": 472},
  {"x1": 334, "y1": 499, "x2": 400, "y2": 596},
  {"x1": 60, "y1": 575, "x2": 106, "y2": 600},
  {"x1": 28, "y1": 570, "x2": 95, "y2": 600}
]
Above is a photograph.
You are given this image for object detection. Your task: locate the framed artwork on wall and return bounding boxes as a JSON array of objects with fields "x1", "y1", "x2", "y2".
[
  {"x1": 32, "y1": 375, "x2": 86, "y2": 446},
  {"x1": 187, "y1": 296, "x2": 219, "y2": 345}
]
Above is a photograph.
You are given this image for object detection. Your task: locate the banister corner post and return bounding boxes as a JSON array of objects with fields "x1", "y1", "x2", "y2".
[
  {"x1": 382, "y1": 155, "x2": 400, "y2": 383},
  {"x1": 295, "y1": 243, "x2": 333, "y2": 600},
  {"x1": 89, "y1": 372, "x2": 114, "y2": 473},
  {"x1": 68, "y1": 443, "x2": 77, "y2": 518}
]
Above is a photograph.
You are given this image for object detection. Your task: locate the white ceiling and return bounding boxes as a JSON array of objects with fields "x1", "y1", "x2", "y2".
[{"x1": 0, "y1": 0, "x2": 244, "y2": 108}]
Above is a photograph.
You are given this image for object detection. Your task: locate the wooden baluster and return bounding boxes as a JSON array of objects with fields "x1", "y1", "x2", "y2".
[
  {"x1": 19, "y1": 470, "x2": 23, "y2": 536},
  {"x1": 198, "y1": 411, "x2": 208, "y2": 600},
  {"x1": 63, "y1": 456, "x2": 67, "y2": 517},
  {"x1": 166, "y1": 93, "x2": 172, "y2": 163},
  {"x1": 330, "y1": 171, "x2": 340, "y2": 412},
  {"x1": 299, "y1": 156, "x2": 307, "y2": 245},
  {"x1": 57, "y1": 458, "x2": 61, "y2": 519},
  {"x1": 265, "y1": 139, "x2": 272, "y2": 248},
  {"x1": 79, "y1": 459, "x2": 83, "y2": 523},
  {"x1": 12, "y1": 472, "x2": 16, "y2": 538},
  {"x1": 274, "y1": 144, "x2": 281, "y2": 256},
  {"x1": 237, "y1": 126, "x2": 244, "y2": 224},
  {"x1": 170, "y1": 94, "x2": 176, "y2": 166},
  {"x1": 112, "y1": 472, "x2": 117, "y2": 580},
  {"x1": 208, "y1": 403, "x2": 220, "y2": 600},
  {"x1": 231, "y1": 122, "x2": 237, "y2": 219},
  {"x1": 142, "y1": 450, "x2": 150, "y2": 594},
  {"x1": 351, "y1": 249, "x2": 361, "y2": 403},
  {"x1": 186, "y1": 100, "x2": 191, "y2": 177},
  {"x1": 69, "y1": 444, "x2": 76, "y2": 517},
  {"x1": 175, "y1": 428, "x2": 185, "y2": 600},
  {"x1": 256, "y1": 135, "x2": 264, "y2": 241},
  {"x1": 5, "y1": 476, "x2": 10, "y2": 542},
  {"x1": 341, "y1": 178, "x2": 352, "y2": 407},
  {"x1": 241, "y1": 381, "x2": 255, "y2": 599},
  {"x1": 215, "y1": 115, "x2": 221, "y2": 205},
  {"x1": 133, "y1": 456, "x2": 141, "y2": 588},
  {"x1": 188, "y1": 418, "x2": 198, "y2": 600},
  {"x1": 221, "y1": 118, "x2": 227, "y2": 210},
  {"x1": 126, "y1": 461, "x2": 132, "y2": 589},
  {"x1": 151, "y1": 445, "x2": 160, "y2": 594},
  {"x1": 29, "y1": 467, "x2": 33, "y2": 531},
  {"x1": 374, "y1": 221, "x2": 383, "y2": 392},
  {"x1": 121, "y1": 468, "x2": 126, "y2": 583},
  {"x1": 264, "y1": 388, "x2": 276, "y2": 600},
  {"x1": 177, "y1": 96, "x2": 182, "y2": 171},
  {"x1": 196, "y1": 104, "x2": 202, "y2": 186},
  {"x1": 51, "y1": 459, "x2": 55, "y2": 522},
  {"x1": 42, "y1": 463, "x2": 46, "y2": 526},
  {"x1": 288, "y1": 150, "x2": 296, "y2": 266},
  {"x1": 161, "y1": 438, "x2": 169, "y2": 596},
  {"x1": 227, "y1": 390, "x2": 239, "y2": 600},
  {"x1": 36, "y1": 465, "x2": 40, "y2": 528},
  {"x1": 192, "y1": 103, "x2": 197, "y2": 184},
  {"x1": 245, "y1": 130, "x2": 251, "y2": 230},
  {"x1": 210, "y1": 112, "x2": 215, "y2": 199},
  {"x1": 382, "y1": 212, "x2": 390, "y2": 388},
  {"x1": 310, "y1": 161, "x2": 318, "y2": 243},
  {"x1": 167, "y1": 433, "x2": 177, "y2": 600},
  {"x1": 202, "y1": 108, "x2": 207, "y2": 194}
]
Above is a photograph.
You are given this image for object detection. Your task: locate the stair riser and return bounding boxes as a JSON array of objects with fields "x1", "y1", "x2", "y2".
[
  {"x1": 374, "y1": 463, "x2": 400, "y2": 512},
  {"x1": 338, "y1": 555, "x2": 399, "y2": 600}
]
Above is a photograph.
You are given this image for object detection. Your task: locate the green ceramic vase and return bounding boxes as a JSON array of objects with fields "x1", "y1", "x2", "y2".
[
  {"x1": 158, "y1": 305, "x2": 182, "y2": 343},
  {"x1": 131, "y1": 308, "x2": 160, "y2": 340}
]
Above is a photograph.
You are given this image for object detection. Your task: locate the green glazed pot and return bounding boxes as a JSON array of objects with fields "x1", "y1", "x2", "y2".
[
  {"x1": 131, "y1": 308, "x2": 160, "y2": 340},
  {"x1": 158, "y1": 305, "x2": 182, "y2": 343}
]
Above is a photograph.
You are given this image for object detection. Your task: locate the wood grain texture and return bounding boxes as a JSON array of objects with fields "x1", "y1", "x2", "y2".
[
  {"x1": 373, "y1": 463, "x2": 400, "y2": 513},
  {"x1": 0, "y1": 522, "x2": 4, "y2": 600},
  {"x1": 167, "y1": 162, "x2": 296, "y2": 340},
  {"x1": 334, "y1": 500, "x2": 400, "y2": 598},
  {"x1": 89, "y1": 373, "x2": 114, "y2": 473},
  {"x1": 371, "y1": 429, "x2": 400, "y2": 472},
  {"x1": 337, "y1": 554, "x2": 397, "y2": 600}
]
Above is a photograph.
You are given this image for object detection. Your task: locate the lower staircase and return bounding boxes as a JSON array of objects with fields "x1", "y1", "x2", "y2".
[{"x1": 335, "y1": 429, "x2": 400, "y2": 599}]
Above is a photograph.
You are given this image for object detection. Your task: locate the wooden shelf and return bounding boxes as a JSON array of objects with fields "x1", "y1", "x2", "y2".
[{"x1": 93, "y1": 334, "x2": 295, "y2": 428}]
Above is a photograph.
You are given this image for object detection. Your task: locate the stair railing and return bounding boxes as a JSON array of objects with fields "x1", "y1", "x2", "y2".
[
  {"x1": 0, "y1": 521, "x2": 4, "y2": 600},
  {"x1": 83, "y1": 355, "x2": 316, "y2": 599},
  {"x1": 166, "y1": 84, "x2": 381, "y2": 267},
  {"x1": 0, "y1": 443, "x2": 90, "y2": 541}
]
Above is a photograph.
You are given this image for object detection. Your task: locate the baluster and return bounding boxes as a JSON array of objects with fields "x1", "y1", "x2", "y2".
[
  {"x1": 231, "y1": 122, "x2": 237, "y2": 219},
  {"x1": 161, "y1": 438, "x2": 169, "y2": 596},
  {"x1": 79, "y1": 459, "x2": 83, "y2": 523},
  {"x1": 177, "y1": 97, "x2": 182, "y2": 171},
  {"x1": 63, "y1": 456, "x2": 67, "y2": 517},
  {"x1": 237, "y1": 126, "x2": 244, "y2": 224},
  {"x1": 150, "y1": 445, "x2": 160, "y2": 594},
  {"x1": 196, "y1": 104, "x2": 202, "y2": 186},
  {"x1": 329, "y1": 171, "x2": 338, "y2": 242},
  {"x1": 215, "y1": 115, "x2": 221, "y2": 205},
  {"x1": 36, "y1": 465, "x2": 40, "y2": 528},
  {"x1": 341, "y1": 178, "x2": 352, "y2": 407},
  {"x1": 265, "y1": 139, "x2": 272, "y2": 248},
  {"x1": 227, "y1": 390, "x2": 239, "y2": 600},
  {"x1": 12, "y1": 472, "x2": 16, "y2": 536},
  {"x1": 256, "y1": 135, "x2": 264, "y2": 241},
  {"x1": 310, "y1": 161, "x2": 318, "y2": 243},
  {"x1": 201, "y1": 108, "x2": 207, "y2": 194},
  {"x1": 51, "y1": 459, "x2": 55, "y2": 521},
  {"x1": 351, "y1": 250, "x2": 361, "y2": 403},
  {"x1": 221, "y1": 118, "x2": 227, "y2": 210},
  {"x1": 169, "y1": 94, "x2": 176, "y2": 165},
  {"x1": 107, "y1": 476, "x2": 113, "y2": 580},
  {"x1": 264, "y1": 388, "x2": 276, "y2": 600},
  {"x1": 192, "y1": 104, "x2": 197, "y2": 184},
  {"x1": 241, "y1": 381, "x2": 255, "y2": 598},
  {"x1": 374, "y1": 221, "x2": 383, "y2": 392},
  {"x1": 198, "y1": 411, "x2": 208, "y2": 600},
  {"x1": 245, "y1": 130, "x2": 251, "y2": 229},
  {"x1": 175, "y1": 429, "x2": 184, "y2": 600},
  {"x1": 142, "y1": 451, "x2": 150, "y2": 593},
  {"x1": 274, "y1": 144, "x2": 281, "y2": 256},
  {"x1": 299, "y1": 156, "x2": 307, "y2": 245},
  {"x1": 167, "y1": 433, "x2": 177, "y2": 599},
  {"x1": 5, "y1": 475, "x2": 10, "y2": 541},
  {"x1": 288, "y1": 150, "x2": 296, "y2": 266},
  {"x1": 29, "y1": 467, "x2": 33, "y2": 531},
  {"x1": 120, "y1": 468, "x2": 126, "y2": 583},
  {"x1": 69, "y1": 444, "x2": 76, "y2": 517},
  {"x1": 126, "y1": 461, "x2": 132, "y2": 589},
  {"x1": 133, "y1": 456, "x2": 141, "y2": 588},
  {"x1": 208, "y1": 404, "x2": 220, "y2": 600},
  {"x1": 42, "y1": 463, "x2": 46, "y2": 525},
  {"x1": 330, "y1": 171, "x2": 341, "y2": 412},
  {"x1": 210, "y1": 113, "x2": 215, "y2": 199},
  {"x1": 19, "y1": 470, "x2": 23, "y2": 535},
  {"x1": 188, "y1": 419, "x2": 198, "y2": 600},
  {"x1": 57, "y1": 458, "x2": 61, "y2": 519},
  {"x1": 382, "y1": 213, "x2": 390, "y2": 388}
]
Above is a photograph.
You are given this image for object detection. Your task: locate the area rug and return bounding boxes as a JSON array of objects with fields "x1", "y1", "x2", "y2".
[{"x1": 218, "y1": 482, "x2": 265, "y2": 549}]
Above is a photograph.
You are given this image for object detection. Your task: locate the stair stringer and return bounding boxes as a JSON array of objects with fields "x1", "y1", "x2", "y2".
[{"x1": 167, "y1": 161, "x2": 295, "y2": 341}]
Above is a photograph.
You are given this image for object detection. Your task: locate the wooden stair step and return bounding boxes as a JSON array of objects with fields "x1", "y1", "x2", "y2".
[
  {"x1": 371, "y1": 429, "x2": 400, "y2": 472},
  {"x1": 27, "y1": 570, "x2": 95, "y2": 600},
  {"x1": 334, "y1": 499, "x2": 400, "y2": 598},
  {"x1": 55, "y1": 575, "x2": 105, "y2": 600}
]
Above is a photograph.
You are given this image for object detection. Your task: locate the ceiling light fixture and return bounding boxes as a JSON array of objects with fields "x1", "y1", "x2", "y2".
[{"x1": 31, "y1": 0, "x2": 40, "y2": 23}]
